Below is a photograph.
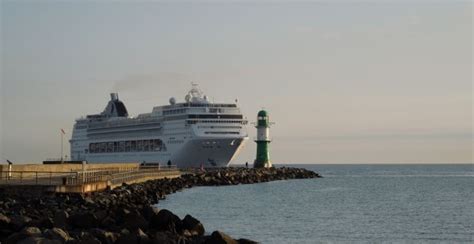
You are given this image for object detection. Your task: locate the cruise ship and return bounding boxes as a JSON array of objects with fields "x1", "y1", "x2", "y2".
[{"x1": 70, "y1": 84, "x2": 249, "y2": 167}]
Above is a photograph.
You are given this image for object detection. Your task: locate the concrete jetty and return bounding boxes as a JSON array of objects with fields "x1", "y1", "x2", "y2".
[{"x1": 0, "y1": 162, "x2": 181, "y2": 195}]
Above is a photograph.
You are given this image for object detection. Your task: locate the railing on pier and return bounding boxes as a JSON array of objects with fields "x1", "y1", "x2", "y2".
[{"x1": 0, "y1": 165, "x2": 179, "y2": 186}]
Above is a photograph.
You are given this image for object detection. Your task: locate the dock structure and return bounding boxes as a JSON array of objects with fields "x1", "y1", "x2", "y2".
[{"x1": 0, "y1": 163, "x2": 181, "y2": 195}]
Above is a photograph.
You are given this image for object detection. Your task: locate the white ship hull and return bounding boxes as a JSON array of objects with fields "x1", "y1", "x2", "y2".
[{"x1": 171, "y1": 138, "x2": 247, "y2": 167}]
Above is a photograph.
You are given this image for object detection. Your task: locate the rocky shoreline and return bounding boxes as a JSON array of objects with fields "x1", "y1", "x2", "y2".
[{"x1": 0, "y1": 167, "x2": 320, "y2": 244}]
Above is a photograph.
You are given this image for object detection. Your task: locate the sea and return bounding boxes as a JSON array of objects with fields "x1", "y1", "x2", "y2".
[{"x1": 157, "y1": 164, "x2": 473, "y2": 243}]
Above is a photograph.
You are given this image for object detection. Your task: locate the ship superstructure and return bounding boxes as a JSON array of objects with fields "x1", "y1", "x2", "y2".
[{"x1": 70, "y1": 84, "x2": 248, "y2": 167}]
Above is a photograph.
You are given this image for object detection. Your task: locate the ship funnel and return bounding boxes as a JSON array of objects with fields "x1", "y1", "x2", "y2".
[{"x1": 110, "y1": 93, "x2": 119, "y2": 101}]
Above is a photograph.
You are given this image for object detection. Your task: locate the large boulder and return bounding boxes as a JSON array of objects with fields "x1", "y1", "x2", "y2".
[
  {"x1": 0, "y1": 213, "x2": 12, "y2": 237},
  {"x1": 44, "y1": 228, "x2": 70, "y2": 243},
  {"x1": 153, "y1": 231, "x2": 178, "y2": 244},
  {"x1": 141, "y1": 205, "x2": 160, "y2": 221},
  {"x1": 182, "y1": 214, "x2": 205, "y2": 236},
  {"x1": 100, "y1": 216, "x2": 117, "y2": 229},
  {"x1": 121, "y1": 211, "x2": 148, "y2": 231},
  {"x1": 149, "y1": 209, "x2": 183, "y2": 233},
  {"x1": 4, "y1": 227, "x2": 42, "y2": 244},
  {"x1": 205, "y1": 231, "x2": 238, "y2": 244},
  {"x1": 10, "y1": 215, "x2": 33, "y2": 231},
  {"x1": 75, "y1": 231, "x2": 101, "y2": 244},
  {"x1": 89, "y1": 228, "x2": 118, "y2": 244},
  {"x1": 52, "y1": 211, "x2": 69, "y2": 229},
  {"x1": 17, "y1": 236, "x2": 61, "y2": 244},
  {"x1": 69, "y1": 212, "x2": 98, "y2": 229},
  {"x1": 0, "y1": 212, "x2": 11, "y2": 228},
  {"x1": 115, "y1": 228, "x2": 150, "y2": 244},
  {"x1": 236, "y1": 238, "x2": 259, "y2": 244}
]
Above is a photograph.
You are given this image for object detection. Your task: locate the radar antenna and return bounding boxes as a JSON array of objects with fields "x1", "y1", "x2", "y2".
[{"x1": 185, "y1": 82, "x2": 209, "y2": 104}]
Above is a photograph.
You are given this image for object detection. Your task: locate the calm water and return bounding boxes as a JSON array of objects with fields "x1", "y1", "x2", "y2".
[{"x1": 158, "y1": 164, "x2": 473, "y2": 243}]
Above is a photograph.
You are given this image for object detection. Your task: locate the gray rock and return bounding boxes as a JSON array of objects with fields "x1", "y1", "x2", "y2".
[
  {"x1": 69, "y1": 213, "x2": 98, "y2": 229},
  {"x1": 141, "y1": 205, "x2": 160, "y2": 221},
  {"x1": 17, "y1": 237, "x2": 61, "y2": 244},
  {"x1": 53, "y1": 211, "x2": 69, "y2": 229},
  {"x1": 89, "y1": 228, "x2": 118, "y2": 244},
  {"x1": 75, "y1": 231, "x2": 101, "y2": 244},
  {"x1": 237, "y1": 238, "x2": 259, "y2": 244},
  {"x1": 93, "y1": 210, "x2": 108, "y2": 222},
  {"x1": 149, "y1": 209, "x2": 182, "y2": 233},
  {"x1": 0, "y1": 212, "x2": 11, "y2": 228},
  {"x1": 121, "y1": 211, "x2": 148, "y2": 231},
  {"x1": 4, "y1": 227, "x2": 43, "y2": 244},
  {"x1": 10, "y1": 215, "x2": 33, "y2": 231},
  {"x1": 115, "y1": 228, "x2": 150, "y2": 244},
  {"x1": 44, "y1": 228, "x2": 70, "y2": 243},
  {"x1": 23, "y1": 227, "x2": 42, "y2": 236},
  {"x1": 182, "y1": 214, "x2": 205, "y2": 236},
  {"x1": 152, "y1": 231, "x2": 177, "y2": 244},
  {"x1": 206, "y1": 231, "x2": 238, "y2": 244}
]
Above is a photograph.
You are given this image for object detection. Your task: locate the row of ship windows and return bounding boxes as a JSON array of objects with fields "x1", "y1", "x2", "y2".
[
  {"x1": 187, "y1": 120, "x2": 247, "y2": 125},
  {"x1": 88, "y1": 139, "x2": 166, "y2": 153},
  {"x1": 77, "y1": 117, "x2": 245, "y2": 129},
  {"x1": 166, "y1": 114, "x2": 243, "y2": 120},
  {"x1": 198, "y1": 126, "x2": 242, "y2": 129},
  {"x1": 204, "y1": 131, "x2": 240, "y2": 134},
  {"x1": 168, "y1": 140, "x2": 185, "y2": 144},
  {"x1": 163, "y1": 108, "x2": 187, "y2": 115},
  {"x1": 164, "y1": 109, "x2": 238, "y2": 115},
  {"x1": 163, "y1": 103, "x2": 237, "y2": 109}
]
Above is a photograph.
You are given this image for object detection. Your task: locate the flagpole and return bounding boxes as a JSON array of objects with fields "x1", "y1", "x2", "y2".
[{"x1": 61, "y1": 131, "x2": 63, "y2": 163}]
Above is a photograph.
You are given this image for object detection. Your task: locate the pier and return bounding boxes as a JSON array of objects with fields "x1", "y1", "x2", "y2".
[{"x1": 0, "y1": 163, "x2": 181, "y2": 195}]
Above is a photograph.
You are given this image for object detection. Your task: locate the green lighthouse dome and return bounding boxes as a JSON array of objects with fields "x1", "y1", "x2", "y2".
[{"x1": 257, "y1": 110, "x2": 268, "y2": 117}]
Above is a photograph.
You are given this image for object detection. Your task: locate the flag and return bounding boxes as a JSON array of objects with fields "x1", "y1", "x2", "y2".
[{"x1": 61, "y1": 129, "x2": 66, "y2": 134}]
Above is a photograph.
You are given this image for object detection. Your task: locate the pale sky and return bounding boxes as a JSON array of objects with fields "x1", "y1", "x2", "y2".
[{"x1": 1, "y1": 0, "x2": 472, "y2": 164}]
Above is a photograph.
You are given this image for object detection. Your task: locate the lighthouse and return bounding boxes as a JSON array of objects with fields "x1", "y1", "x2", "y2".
[{"x1": 254, "y1": 110, "x2": 273, "y2": 168}]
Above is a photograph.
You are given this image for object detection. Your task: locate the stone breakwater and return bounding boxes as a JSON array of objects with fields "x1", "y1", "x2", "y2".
[{"x1": 0, "y1": 167, "x2": 320, "y2": 244}]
